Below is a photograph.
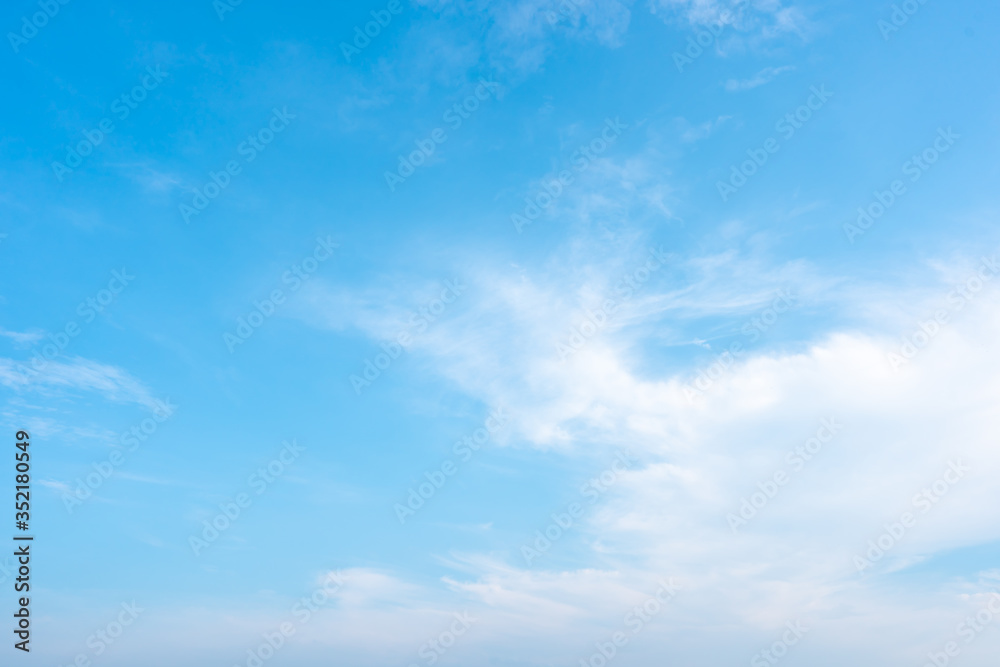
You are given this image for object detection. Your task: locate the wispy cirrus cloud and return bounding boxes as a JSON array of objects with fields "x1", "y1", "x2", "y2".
[
  {"x1": 0, "y1": 356, "x2": 160, "y2": 412},
  {"x1": 724, "y1": 64, "x2": 795, "y2": 91},
  {"x1": 650, "y1": 0, "x2": 810, "y2": 39},
  {"x1": 0, "y1": 326, "x2": 45, "y2": 346},
  {"x1": 676, "y1": 114, "x2": 732, "y2": 141}
]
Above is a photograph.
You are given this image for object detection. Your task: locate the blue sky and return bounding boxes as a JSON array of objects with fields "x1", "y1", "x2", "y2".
[{"x1": 2, "y1": 0, "x2": 1000, "y2": 665}]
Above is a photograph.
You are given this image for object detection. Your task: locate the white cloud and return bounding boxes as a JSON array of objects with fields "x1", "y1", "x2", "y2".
[
  {"x1": 725, "y1": 64, "x2": 794, "y2": 91},
  {"x1": 0, "y1": 326, "x2": 45, "y2": 346},
  {"x1": 676, "y1": 114, "x2": 732, "y2": 141},
  {"x1": 288, "y1": 232, "x2": 1000, "y2": 664},
  {"x1": 651, "y1": 0, "x2": 810, "y2": 40},
  {"x1": 0, "y1": 355, "x2": 161, "y2": 411},
  {"x1": 60, "y1": 251, "x2": 1000, "y2": 666}
]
